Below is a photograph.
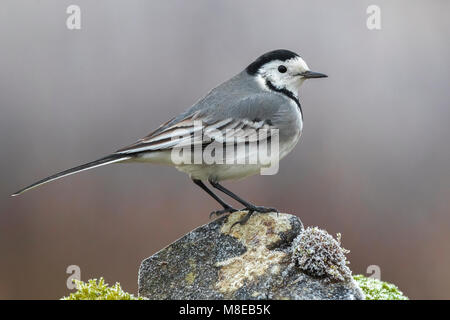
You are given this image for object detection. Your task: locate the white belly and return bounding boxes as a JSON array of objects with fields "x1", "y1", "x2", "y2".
[
  {"x1": 175, "y1": 163, "x2": 263, "y2": 181},
  {"x1": 175, "y1": 124, "x2": 303, "y2": 181}
]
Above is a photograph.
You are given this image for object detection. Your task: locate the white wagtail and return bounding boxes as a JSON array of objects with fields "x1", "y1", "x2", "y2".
[{"x1": 12, "y1": 49, "x2": 327, "y2": 226}]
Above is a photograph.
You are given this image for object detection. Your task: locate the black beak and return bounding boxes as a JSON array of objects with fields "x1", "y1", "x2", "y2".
[{"x1": 300, "y1": 71, "x2": 328, "y2": 79}]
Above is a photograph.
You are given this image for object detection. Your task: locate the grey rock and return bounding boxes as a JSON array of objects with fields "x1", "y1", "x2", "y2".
[{"x1": 138, "y1": 211, "x2": 364, "y2": 300}]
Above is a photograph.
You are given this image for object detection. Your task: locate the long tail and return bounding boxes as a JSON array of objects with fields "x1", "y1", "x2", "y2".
[{"x1": 11, "y1": 154, "x2": 131, "y2": 196}]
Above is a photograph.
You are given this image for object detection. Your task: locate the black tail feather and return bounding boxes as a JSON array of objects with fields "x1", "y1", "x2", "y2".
[{"x1": 11, "y1": 154, "x2": 131, "y2": 196}]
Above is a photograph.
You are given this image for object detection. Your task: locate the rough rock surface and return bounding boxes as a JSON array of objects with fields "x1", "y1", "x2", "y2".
[{"x1": 138, "y1": 211, "x2": 364, "y2": 300}]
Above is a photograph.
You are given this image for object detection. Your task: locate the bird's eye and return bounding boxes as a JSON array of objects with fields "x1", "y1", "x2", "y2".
[{"x1": 278, "y1": 65, "x2": 287, "y2": 73}]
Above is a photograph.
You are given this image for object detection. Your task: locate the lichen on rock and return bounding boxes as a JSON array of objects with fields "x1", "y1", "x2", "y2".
[
  {"x1": 60, "y1": 218, "x2": 408, "y2": 300},
  {"x1": 61, "y1": 275, "x2": 406, "y2": 300},
  {"x1": 291, "y1": 227, "x2": 352, "y2": 282},
  {"x1": 138, "y1": 211, "x2": 366, "y2": 299},
  {"x1": 215, "y1": 212, "x2": 291, "y2": 294}
]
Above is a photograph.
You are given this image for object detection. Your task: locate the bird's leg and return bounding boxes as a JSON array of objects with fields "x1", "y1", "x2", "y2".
[
  {"x1": 209, "y1": 180, "x2": 278, "y2": 228},
  {"x1": 192, "y1": 179, "x2": 237, "y2": 218},
  {"x1": 209, "y1": 180, "x2": 278, "y2": 213}
]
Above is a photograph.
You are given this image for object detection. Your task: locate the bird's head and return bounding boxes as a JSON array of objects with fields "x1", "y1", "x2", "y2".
[{"x1": 246, "y1": 49, "x2": 327, "y2": 97}]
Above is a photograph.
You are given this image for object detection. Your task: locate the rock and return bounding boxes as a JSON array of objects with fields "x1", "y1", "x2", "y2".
[{"x1": 138, "y1": 211, "x2": 364, "y2": 300}]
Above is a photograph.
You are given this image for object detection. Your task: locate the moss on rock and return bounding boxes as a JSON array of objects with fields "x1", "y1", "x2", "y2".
[
  {"x1": 61, "y1": 275, "x2": 408, "y2": 300},
  {"x1": 353, "y1": 275, "x2": 408, "y2": 300},
  {"x1": 62, "y1": 277, "x2": 144, "y2": 300}
]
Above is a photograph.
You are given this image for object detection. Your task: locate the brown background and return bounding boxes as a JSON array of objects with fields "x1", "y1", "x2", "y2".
[{"x1": 1, "y1": 0, "x2": 449, "y2": 299}]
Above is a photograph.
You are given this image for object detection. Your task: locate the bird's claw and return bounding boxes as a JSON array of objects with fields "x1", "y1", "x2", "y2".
[
  {"x1": 229, "y1": 206, "x2": 279, "y2": 230},
  {"x1": 209, "y1": 206, "x2": 238, "y2": 219},
  {"x1": 230, "y1": 211, "x2": 254, "y2": 230}
]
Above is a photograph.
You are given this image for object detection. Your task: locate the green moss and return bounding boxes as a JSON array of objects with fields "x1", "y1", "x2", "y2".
[
  {"x1": 353, "y1": 275, "x2": 408, "y2": 300},
  {"x1": 62, "y1": 278, "x2": 145, "y2": 300},
  {"x1": 62, "y1": 275, "x2": 407, "y2": 300}
]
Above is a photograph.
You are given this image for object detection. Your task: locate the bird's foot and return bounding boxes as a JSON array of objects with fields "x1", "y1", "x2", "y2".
[
  {"x1": 230, "y1": 205, "x2": 278, "y2": 230},
  {"x1": 209, "y1": 206, "x2": 238, "y2": 219},
  {"x1": 247, "y1": 205, "x2": 278, "y2": 214}
]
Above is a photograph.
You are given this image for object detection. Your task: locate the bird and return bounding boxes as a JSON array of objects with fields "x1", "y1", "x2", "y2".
[{"x1": 12, "y1": 49, "x2": 327, "y2": 227}]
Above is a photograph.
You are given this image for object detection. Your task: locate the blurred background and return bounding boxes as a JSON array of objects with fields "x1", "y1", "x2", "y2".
[{"x1": 0, "y1": 0, "x2": 449, "y2": 299}]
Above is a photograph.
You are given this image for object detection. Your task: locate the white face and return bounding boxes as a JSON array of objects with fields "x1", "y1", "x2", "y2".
[{"x1": 257, "y1": 56, "x2": 310, "y2": 96}]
